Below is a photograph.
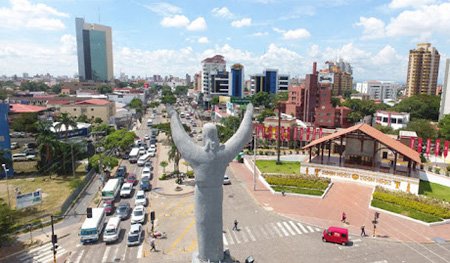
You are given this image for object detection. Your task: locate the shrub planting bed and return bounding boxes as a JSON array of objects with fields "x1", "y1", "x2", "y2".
[
  {"x1": 371, "y1": 187, "x2": 450, "y2": 223},
  {"x1": 264, "y1": 174, "x2": 330, "y2": 196}
]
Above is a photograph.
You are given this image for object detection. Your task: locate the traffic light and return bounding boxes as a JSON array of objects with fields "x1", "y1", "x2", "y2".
[
  {"x1": 87, "y1": 207, "x2": 92, "y2": 218},
  {"x1": 375, "y1": 212, "x2": 380, "y2": 219},
  {"x1": 150, "y1": 211, "x2": 155, "y2": 222},
  {"x1": 51, "y1": 234, "x2": 57, "y2": 244}
]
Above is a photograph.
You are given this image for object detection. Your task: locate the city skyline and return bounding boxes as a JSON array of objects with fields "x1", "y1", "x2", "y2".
[{"x1": 0, "y1": 0, "x2": 450, "y2": 82}]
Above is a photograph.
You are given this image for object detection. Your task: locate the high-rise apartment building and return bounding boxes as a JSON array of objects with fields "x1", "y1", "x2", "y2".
[
  {"x1": 406, "y1": 43, "x2": 440, "y2": 97},
  {"x1": 75, "y1": 18, "x2": 113, "y2": 82},
  {"x1": 355, "y1": 81, "x2": 401, "y2": 101},
  {"x1": 320, "y1": 59, "x2": 353, "y2": 96},
  {"x1": 230, "y1": 64, "x2": 244, "y2": 98},
  {"x1": 439, "y1": 59, "x2": 450, "y2": 120},
  {"x1": 250, "y1": 69, "x2": 290, "y2": 94},
  {"x1": 185, "y1": 73, "x2": 191, "y2": 86},
  {"x1": 201, "y1": 55, "x2": 227, "y2": 96}
]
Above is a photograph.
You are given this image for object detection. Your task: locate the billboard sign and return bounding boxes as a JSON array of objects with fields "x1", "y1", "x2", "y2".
[
  {"x1": 230, "y1": 97, "x2": 250, "y2": 105},
  {"x1": 16, "y1": 189, "x2": 42, "y2": 209},
  {"x1": 318, "y1": 73, "x2": 334, "y2": 84}
]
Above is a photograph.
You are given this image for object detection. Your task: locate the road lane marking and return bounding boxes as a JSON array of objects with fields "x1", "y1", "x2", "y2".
[
  {"x1": 289, "y1": 221, "x2": 302, "y2": 235},
  {"x1": 137, "y1": 242, "x2": 144, "y2": 259},
  {"x1": 282, "y1": 221, "x2": 296, "y2": 236},
  {"x1": 297, "y1": 223, "x2": 308, "y2": 233},
  {"x1": 226, "y1": 230, "x2": 235, "y2": 245},
  {"x1": 277, "y1": 222, "x2": 289, "y2": 236},
  {"x1": 307, "y1": 226, "x2": 315, "y2": 232},
  {"x1": 245, "y1": 227, "x2": 256, "y2": 242},
  {"x1": 122, "y1": 245, "x2": 128, "y2": 261},
  {"x1": 352, "y1": 239, "x2": 362, "y2": 243},
  {"x1": 112, "y1": 246, "x2": 120, "y2": 261},
  {"x1": 102, "y1": 246, "x2": 111, "y2": 262},
  {"x1": 259, "y1": 225, "x2": 270, "y2": 239},
  {"x1": 185, "y1": 239, "x2": 197, "y2": 253},
  {"x1": 240, "y1": 228, "x2": 249, "y2": 243},
  {"x1": 232, "y1": 230, "x2": 241, "y2": 244},
  {"x1": 167, "y1": 218, "x2": 195, "y2": 254},
  {"x1": 74, "y1": 249, "x2": 85, "y2": 263},
  {"x1": 223, "y1": 233, "x2": 228, "y2": 246},
  {"x1": 271, "y1": 222, "x2": 283, "y2": 237},
  {"x1": 315, "y1": 227, "x2": 321, "y2": 231}
]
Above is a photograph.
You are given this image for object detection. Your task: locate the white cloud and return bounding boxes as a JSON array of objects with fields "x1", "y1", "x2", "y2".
[
  {"x1": 371, "y1": 45, "x2": 403, "y2": 65},
  {"x1": 59, "y1": 34, "x2": 76, "y2": 55},
  {"x1": 160, "y1": 15, "x2": 190, "y2": 28},
  {"x1": 250, "y1": 32, "x2": 269, "y2": 37},
  {"x1": 388, "y1": 0, "x2": 437, "y2": 9},
  {"x1": 198, "y1": 37, "x2": 209, "y2": 44},
  {"x1": 355, "y1": 17, "x2": 386, "y2": 40},
  {"x1": 187, "y1": 17, "x2": 207, "y2": 31},
  {"x1": 231, "y1": 18, "x2": 252, "y2": 28},
  {"x1": 211, "y1": 7, "x2": 234, "y2": 19},
  {"x1": 385, "y1": 3, "x2": 450, "y2": 38},
  {"x1": 282, "y1": 28, "x2": 311, "y2": 40},
  {"x1": 145, "y1": 2, "x2": 182, "y2": 15},
  {"x1": 308, "y1": 44, "x2": 320, "y2": 57},
  {"x1": 0, "y1": 0, "x2": 68, "y2": 30}
]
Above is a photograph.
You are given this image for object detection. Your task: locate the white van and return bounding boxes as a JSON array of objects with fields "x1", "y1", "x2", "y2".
[
  {"x1": 103, "y1": 216, "x2": 121, "y2": 243},
  {"x1": 137, "y1": 153, "x2": 151, "y2": 166}
]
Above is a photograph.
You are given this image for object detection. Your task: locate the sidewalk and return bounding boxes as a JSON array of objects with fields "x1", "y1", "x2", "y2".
[{"x1": 229, "y1": 161, "x2": 450, "y2": 243}]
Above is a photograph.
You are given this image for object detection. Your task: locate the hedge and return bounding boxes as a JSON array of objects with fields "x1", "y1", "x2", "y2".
[
  {"x1": 264, "y1": 174, "x2": 330, "y2": 190},
  {"x1": 371, "y1": 199, "x2": 442, "y2": 223},
  {"x1": 372, "y1": 187, "x2": 450, "y2": 220},
  {"x1": 272, "y1": 185, "x2": 323, "y2": 196}
]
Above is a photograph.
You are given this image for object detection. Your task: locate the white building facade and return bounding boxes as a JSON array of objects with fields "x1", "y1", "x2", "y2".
[
  {"x1": 375, "y1": 111, "x2": 410, "y2": 130},
  {"x1": 439, "y1": 59, "x2": 450, "y2": 120},
  {"x1": 355, "y1": 81, "x2": 401, "y2": 101},
  {"x1": 201, "y1": 55, "x2": 227, "y2": 96}
]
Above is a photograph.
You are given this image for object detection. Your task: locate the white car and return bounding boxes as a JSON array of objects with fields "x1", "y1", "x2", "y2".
[
  {"x1": 149, "y1": 144, "x2": 156, "y2": 151},
  {"x1": 138, "y1": 146, "x2": 146, "y2": 156},
  {"x1": 141, "y1": 167, "x2": 152, "y2": 180},
  {"x1": 120, "y1": 183, "x2": 133, "y2": 198},
  {"x1": 12, "y1": 153, "x2": 35, "y2": 161},
  {"x1": 147, "y1": 148, "x2": 156, "y2": 157},
  {"x1": 144, "y1": 135, "x2": 150, "y2": 140},
  {"x1": 135, "y1": 190, "x2": 148, "y2": 206},
  {"x1": 131, "y1": 205, "x2": 146, "y2": 224},
  {"x1": 127, "y1": 223, "x2": 142, "y2": 246},
  {"x1": 223, "y1": 175, "x2": 231, "y2": 185}
]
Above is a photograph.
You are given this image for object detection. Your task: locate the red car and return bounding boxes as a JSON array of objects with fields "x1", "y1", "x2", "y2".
[
  {"x1": 126, "y1": 173, "x2": 138, "y2": 186},
  {"x1": 322, "y1": 227, "x2": 349, "y2": 246},
  {"x1": 103, "y1": 200, "x2": 115, "y2": 215}
]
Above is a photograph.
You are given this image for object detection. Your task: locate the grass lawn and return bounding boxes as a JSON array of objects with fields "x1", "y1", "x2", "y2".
[
  {"x1": 371, "y1": 199, "x2": 442, "y2": 223},
  {"x1": 256, "y1": 160, "x2": 301, "y2": 175},
  {"x1": 272, "y1": 185, "x2": 323, "y2": 196},
  {"x1": 13, "y1": 161, "x2": 38, "y2": 173},
  {"x1": 0, "y1": 174, "x2": 85, "y2": 226},
  {"x1": 419, "y1": 180, "x2": 450, "y2": 203}
]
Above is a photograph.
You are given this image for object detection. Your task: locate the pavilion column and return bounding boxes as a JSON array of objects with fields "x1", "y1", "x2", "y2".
[
  {"x1": 339, "y1": 136, "x2": 343, "y2": 167},
  {"x1": 372, "y1": 141, "x2": 377, "y2": 168},
  {"x1": 393, "y1": 152, "x2": 398, "y2": 174},
  {"x1": 309, "y1": 147, "x2": 312, "y2": 162},
  {"x1": 407, "y1": 159, "x2": 412, "y2": 177},
  {"x1": 321, "y1": 143, "x2": 324, "y2": 164},
  {"x1": 328, "y1": 141, "x2": 331, "y2": 162}
]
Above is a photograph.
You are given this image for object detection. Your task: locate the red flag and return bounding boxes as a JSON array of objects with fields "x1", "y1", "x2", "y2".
[
  {"x1": 286, "y1": 127, "x2": 291, "y2": 142},
  {"x1": 417, "y1": 138, "x2": 423, "y2": 153},
  {"x1": 293, "y1": 127, "x2": 298, "y2": 141},
  {"x1": 409, "y1": 137, "x2": 415, "y2": 149},
  {"x1": 312, "y1": 128, "x2": 316, "y2": 140},
  {"x1": 426, "y1": 138, "x2": 431, "y2": 156},
  {"x1": 299, "y1": 128, "x2": 303, "y2": 141},
  {"x1": 435, "y1": 139, "x2": 440, "y2": 157},
  {"x1": 444, "y1": 141, "x2": 449, "y2": 158},
  {"x1": 306, "y1": 127, "x2": 310, "y2": 141},
  {"x1": 319, "y1": 128, "x2": 323, "y2": 138},
  {"x1": 276, "y1": 126, "x2": 279, "y2": 140},
  {"x1": 267, "y1": 126, "x2": 272, "y2": 139}
]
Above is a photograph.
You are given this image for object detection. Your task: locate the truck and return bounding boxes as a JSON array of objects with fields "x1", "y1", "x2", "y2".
[
  {"x1": 129, "y1": 147, "x2": 140, "y2": 163},
  {"x1": 80, "y1": 208, "x2": 106, "y2": 244}
]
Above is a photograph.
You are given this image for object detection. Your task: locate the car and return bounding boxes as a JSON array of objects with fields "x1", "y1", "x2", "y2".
[
  {"x1": 144, "y1": 161, "x2": 152, "y2": 168},
  {"x1": 141, "y1": 167, "x2": 152, "y2": 180},
  {"x1": 22, "y1": 148, "x2": 37, "y2": 155},
  {"x1": 126, "y1": 173, "x2": 137, "y2": 185},
  {"x1": 197, "y1": 135, "x2": 203, "y2": 141},
  {"x1": 144, "y1": 135, "x2": 150, "y2": 140},
  {"x1": 131, "y1": 205, "x2": 146, "y2": 224},
  {"x1": 149, "y1": 139, "x2": 156, "y2": 145},
  {"x1": 102, "y1": 200, "x2": 115, "y2": 215},
  {"x1": 127, "y1": 223, "x2": 142, "y2": 246},
  {"x1": 11, "y1": 142, "x2": 19, "y2": 149},
  {"x1": 192, "y1": 122, "x2": 197, "y2": 127},
  {"x1": 121, "y1": 152, "x2": 130, "y2": 160},
  {"x1": 140, "y1": 180, "x2": 151, "y2": 191},
  {"x1": 138, "y1": 146, "x2": 146, "y2": 156},
  {"x1": 120, "y1": 183, "x2": 133, "y2": 198},
  {"x1": 116, "y1": 202, "x2": 131, "y2": 220},
  {"x1": 223, "y1": 175, "x2": 231, "y2": 185},
  {"x1": 135, "y1": 190, "x2": 147, "y2": 206},
  {"x1": 12, "y1": 153, "x2": 35, "y2": 162},
  {"x1": 322, "y1": 227, "x2": 349, "y2": 246},
  {"x1": 26, "y1": 143, "x2": 37, "y2": 149},
  {"x1": 116, "y1": 165, "x2": 127, "y2": 178}
]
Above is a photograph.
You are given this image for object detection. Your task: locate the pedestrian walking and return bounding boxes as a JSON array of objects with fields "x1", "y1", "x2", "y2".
[
  {"x1": 341, "y1": 212, "x2": 346, "y2": 223},
  {"x1": 360, "y1": 225, "x2": 366, "y2": 237},
  {"x1": 232, "y1": 219, "x2": 239, "y2": 231},
  {"x1": 150, "y1": 237, "x2": 156, "y2": 252}
]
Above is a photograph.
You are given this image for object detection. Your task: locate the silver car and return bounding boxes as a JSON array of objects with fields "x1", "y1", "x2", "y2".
[{"x1": 127, "y1": 223, "x2": 142, "y2": 246}]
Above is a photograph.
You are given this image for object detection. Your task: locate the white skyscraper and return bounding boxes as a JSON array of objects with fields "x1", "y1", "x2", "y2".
[{"x1": 439, "y1": 59, "x2": 450, "y2": 120}]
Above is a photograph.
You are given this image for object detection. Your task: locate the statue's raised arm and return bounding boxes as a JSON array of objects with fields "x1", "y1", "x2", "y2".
[
  {"x1": 169, "y1": 108, "x2": 202, "y2": 165},
  {"x1": 222, "y1": 103, "x2": 254, "y2": 161}
]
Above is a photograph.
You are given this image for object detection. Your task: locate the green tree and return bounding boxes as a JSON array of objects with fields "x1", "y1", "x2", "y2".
[
  {"x1": 97, "y1": 84, "x2": 112, "y2": 94},
  {"x1": 392, "y1": 95, "x2": 440, "y2": 121},
  {"x1": 160, "y1": 161, "x2": 168, "y2": 174},
  {"x1": 10, "y1": 113, "x2": 38, "y2": 133},
  {"x1": 55, "y1": 113, "x2": 77, "y2": 139},
  {"x1": 439, "y1": 115, "x2": 450, "y2": 140},
  {"x1": 331, "y1": 97, "x2": 341, "y2": 107},
  {"x1": 92, "y1": 123, "x2": 115, "y2": 135},
  {"x1": 210, "y1": 96, "x2": 220, "y2": 106},
  {"x1": 129, "y1": 98, "x2": 143, "y2": 111},
  {"x1": 217, "y1": 115, "x2": 241, "y2": 143},
  {"x1": 35, "y1": 120, "x2": 58, "y2": 170},
  {"x1": 174, "y1": 86, "x2": 189, "y2": 96},
  {"x1": 94, "y1": 117, "x2": 103, "y2": 124},
  {"x1": 88, "y1": 154, "x2": 119, "y2": 173},
  {"x1": 347, "y1": 111, "x2": 363, "y2": 123},
  {"x1": 250, "y1": 92, "x2": 272, "y2": 108},
  {"x1": 374, "y1": 124, "x2": 397, "y2": 135},
  {"x1": 51, "y1": 83, "x2": 62, "y2": 94},
  {"x1": 257, "y1": 108, "x2": 275, "y2": 123},
  {"x1": 103, "y1": 129, "x2": 136, "y2": 152},
  {"x1": 154, "y1": 122, "x2": 190, "y2": 172},
  {"x1": 405, "y1": 119, "x2": 437, "y2": 139},
  {"x1": 148, "y1": 102, "x2": 160, "y2": 109},
  {"x1": 0, "y1": 198, "x2": 17, "y2": 247},
  {"x1": 0, "y1": 88, "x2": 7, "y2": 100},
  {"x1": 77, "y1": 114, "x2": 89, "y2": 123},
  {"x1": 20, "y1": 81, "x2": 49, "y2": 92},
  {"x1": 0, "y1": 149, "x2": 12, "y2": 169}
]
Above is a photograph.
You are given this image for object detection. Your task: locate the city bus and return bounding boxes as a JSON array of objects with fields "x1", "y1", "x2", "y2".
[
  {"x1": 101, "y1": 178, "x2": 121, "y2": 201},
  {"x1": 129, "y1": 147, "x2": 140, "y2": 163},
  {"x1": 80, "y1": 208, "x2": 106, "y2": 244}
]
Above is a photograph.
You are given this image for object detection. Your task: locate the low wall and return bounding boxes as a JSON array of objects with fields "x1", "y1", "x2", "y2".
[
  {"x1": 300, "y1": 163, "x2": 420, "y2": 194},
  {"x1": 60, "y1": 168, "x2": 96, "y2": 215},
  {"x1": 419, "y1": 170, "x2": 450, "y2": 187}
]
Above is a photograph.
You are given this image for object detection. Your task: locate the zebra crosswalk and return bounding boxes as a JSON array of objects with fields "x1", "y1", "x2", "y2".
[
  {"x1": 223, "y1": 221, "x2": 321, "y2": 246},
  {"x1": 15, "y1": 242, "x2": 67, "y2": 263}
]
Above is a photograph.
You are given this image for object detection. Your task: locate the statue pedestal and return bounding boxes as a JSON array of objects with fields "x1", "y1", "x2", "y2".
[{"x1": 192, "y1": 250, "x2": 234, "y2": 263}]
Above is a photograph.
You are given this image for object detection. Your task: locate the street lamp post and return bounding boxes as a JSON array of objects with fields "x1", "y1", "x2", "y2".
[
  {"x1": 2, "y1": 164, "x2": 11, "y2": 207},
  {"x1": 253, "y1": 134, "x2": 257, "y2": 191}
]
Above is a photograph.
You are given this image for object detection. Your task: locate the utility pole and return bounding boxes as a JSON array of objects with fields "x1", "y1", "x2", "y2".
[
  {"x1": 71, "y1": 143, "x2": 75, "y2": 177},
  {"x1": 253, "y1": 134, "x2": 257, "y2": 191},
  {"x1": 276, "y1": 103, "x2": 282, "y2": 165},
  {"x1": 51, "y1": 215, "x2": 57, "y2": 263},
  {"x1": 2, "y1": 164, "x2": 10, "y2": 208}
]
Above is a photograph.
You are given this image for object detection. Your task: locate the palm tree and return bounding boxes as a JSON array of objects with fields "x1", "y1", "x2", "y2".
[
  {"x1": 55, "y1": 113, "x2": 77, "y2": 139},
  {"x1": 168, "y1": 143, "x2": 181, "y2": 173},
  {"x1": 160, "y1": 161, "x2": 168, "y2": 174},
  {"x1": 35, "y1": 120, "x2": 59, "y2": 174}
]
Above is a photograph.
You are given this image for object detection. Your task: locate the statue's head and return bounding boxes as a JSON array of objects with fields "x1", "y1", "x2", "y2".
[{"x1": 203, "y1": 123, "x2": 219, "y2": 152}]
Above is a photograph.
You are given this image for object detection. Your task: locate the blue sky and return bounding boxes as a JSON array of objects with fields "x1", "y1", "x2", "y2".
[{"x1": 0, "y1": 0, "x2": 449, "y2": 82}]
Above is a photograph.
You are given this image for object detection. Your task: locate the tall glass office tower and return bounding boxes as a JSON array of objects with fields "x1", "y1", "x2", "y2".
[{"x1": 76, "y1": 18, "x2": 113, "y2": 82}]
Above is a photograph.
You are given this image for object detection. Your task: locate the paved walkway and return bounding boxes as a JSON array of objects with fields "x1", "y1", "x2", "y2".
[{"x1": 229, "y1": 161, "x2": 450, "y2": 243}]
